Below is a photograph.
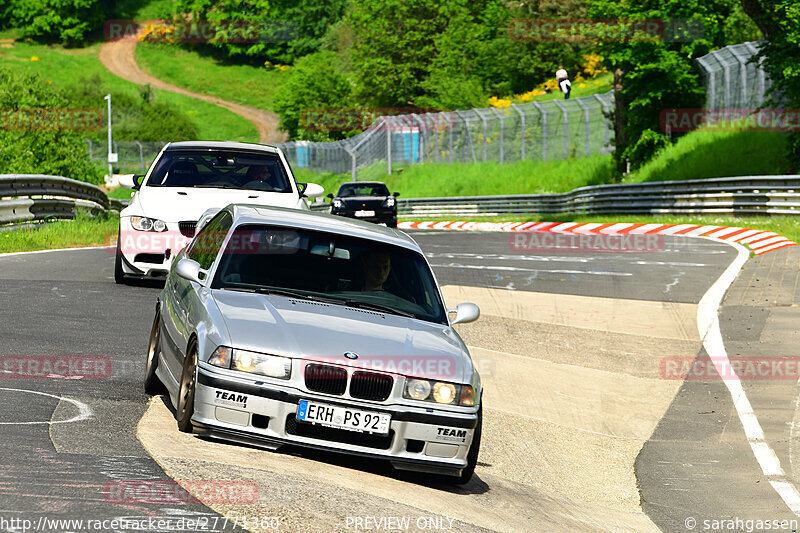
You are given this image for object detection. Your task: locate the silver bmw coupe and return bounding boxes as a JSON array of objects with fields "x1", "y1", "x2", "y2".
[{"x1": 144, "y1": 204, "x2": 483, "y2": 483}]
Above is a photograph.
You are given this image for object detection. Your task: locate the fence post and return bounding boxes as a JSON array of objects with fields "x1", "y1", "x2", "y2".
[
  {"x1": 135, "y1": 141, "x2": 145, "y2": 173},
  {"x1": 533, "y1": 102, "x2": 547, "y2": 161},
  {"x1": 745, "y1": 41, "x2": 766, "y2": 106},
  {"x1": 696, "y1": 56, "x2": 716, "y2": 109},
  {"x1": 474, "y1": 108, "x2": 489, "y2": 162},
  {"x1": 710, "y1": 50, "x2": 730, "y2": 109},
  {"x1": 345, "y1": 146, "x2": 356, "y2": 182},
  {"x1": 511, "y1": 104, "x2": 525, "y2": 160},
  {"x1": 576, "y1": 98, "x2": 590, "y2": 157},
  {"x1": 455, "y1": 110, "x2": 477, "y2": 163},
  {"x1": 593, "y1": 93, "x2": 611, "y2": 151},
  {"x1": 443, "y1": 112, "x2": 454, "y2": 163},
  {"x1": 729, "y1": 45, "x2": 750, "y2": 107},
  {"x1": 85, "y1": 139, "x2": 93, "y2": 159},
  {"x1": 386, "y1": 116, "x2": 392, "y2": 175},
  {"x1": 491, "y1": 108, "x2": 504, "y2": 164},
  {"x1": 552, "y1": 100, "x2": 568, "y2": 159}
]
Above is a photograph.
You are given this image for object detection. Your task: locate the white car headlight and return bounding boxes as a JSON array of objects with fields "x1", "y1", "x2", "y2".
[
  {"x1": 332, "y1": 199, "x2": 343, "y2": 208},
  {"x1": 384, "y1": 197, "x2": 395, "y2": 208},
  {"x1": 131, "y1": 216, "x2": 168, "y2": 232},
  {"x1": 220, "y1": 348, "x2": 292, "y2": 379}
]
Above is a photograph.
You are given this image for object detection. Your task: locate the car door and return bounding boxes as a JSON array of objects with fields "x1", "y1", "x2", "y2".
[{"x1": 163, "y1": 211, "x2": 233, "y2": 380}]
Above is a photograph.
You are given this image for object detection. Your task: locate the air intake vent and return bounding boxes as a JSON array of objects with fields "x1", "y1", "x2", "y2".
[
  {"x1": 304, "y1": 363, "x2": 347, "y2": 396},
  {"x1": 179, "y1": 221, "x2": 197, "y2": 238},
  {"x1": 350, "y1": 371, "x2": 393, "y2": 401}
]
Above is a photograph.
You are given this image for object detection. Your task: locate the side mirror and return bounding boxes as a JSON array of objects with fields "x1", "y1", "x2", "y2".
[
  {"x1": 326, "y1": 193, "x2": 334, "y2": 200},
  {"x1": 175, "y1": 258, "x2": 203, "y2": 284},
  {"x1": 449, "y1": 303, "x2": 480, "y2": 325},
  {"x1": 302, "y1": 182, "x2": 325, "y2": 199},
  {"x1": 118, "y1": 174, "x2": 144, "y2": 190},
  {"x1": 393, "y1": 191, "x2": 400, "y2": 197}
]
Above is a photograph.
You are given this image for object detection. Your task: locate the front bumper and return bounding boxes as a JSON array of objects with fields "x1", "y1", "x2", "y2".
[
  {"x1": 192, "y1": 365, "x2": 479, "y2": 476},
  {"x1": 330, "y1": 208, "x2": 397, "y2": 225},
  {"x1": 118, "y1": 218, "x2": 194, "y2": 278}
]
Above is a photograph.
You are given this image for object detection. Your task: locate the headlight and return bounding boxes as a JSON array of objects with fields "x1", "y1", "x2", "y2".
[
  {"x1": 403, "y1": 378, "x2": 472, "y2": 406},
  {"x1": 384, "y1": 197, "x2": 395, "y2": 208},
  {"x1": 207, "y1": 347, "x2": 291, "y2": 379},
  {"x1": 131, "y1": 216, "x2": 167, "y2": 232},
  {"x1": 332, "y1": 199, "x2": 343, "y2": 209}
]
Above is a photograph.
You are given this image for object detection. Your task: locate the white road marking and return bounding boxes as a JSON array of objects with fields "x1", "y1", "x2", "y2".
[
  {"x1": 0, "y1": 387, "x2": 93, "y2": 425},
  {"x1": 697, "y1": 238, "x2": 800, "y2": 516},
  {"x1": 0, "y1": 246, "x2": 110, "y2": 258},
  {"x1": 430, "y1": 263, "x2": 634, "y2": 276}
]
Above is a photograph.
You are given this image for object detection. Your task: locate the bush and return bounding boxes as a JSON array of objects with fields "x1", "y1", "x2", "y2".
[
  {"x1": 9, "y1": 0, "x2": 112, "y2": 43},
  {"x1": 624, "y1": 129, "x2": 670, "y2": 171},
  {"x1": 65, "y1": 76, "x2": 200, "y2": 142},
  {"x1": 0, "y1": 66, "x2": 104, "y2": 183},
  {"x1": 272, "y1": 51, "x2": 352, "y2": 141}
]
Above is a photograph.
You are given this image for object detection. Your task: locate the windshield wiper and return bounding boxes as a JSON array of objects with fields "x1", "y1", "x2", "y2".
[{"x1": 343, "y1": 300, "x2": 414, "y2": 318}]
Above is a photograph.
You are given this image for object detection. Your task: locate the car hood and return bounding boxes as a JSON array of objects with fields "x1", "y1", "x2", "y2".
[
  {"x1": 127, "y1": 187, "x2": 305, "y2": 222},
  {"x1": 211, "y1": 290, "x2": 470, "y2": 383}
]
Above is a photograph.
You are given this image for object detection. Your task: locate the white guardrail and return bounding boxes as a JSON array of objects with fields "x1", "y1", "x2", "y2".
[
  {"x1": 3, "y1": 174, "x2": 799, "y2": 225},
  {"x1": 0, "y1": 174, "x2": 126, "y2": 225}
]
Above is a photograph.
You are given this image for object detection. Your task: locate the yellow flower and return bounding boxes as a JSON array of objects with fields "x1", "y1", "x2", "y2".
[
  {"x1": 579, "y1": 83, "x2": 586, "y2": 88},
  {"x1": 30, "y1": 56, "x2": 38, "y2": 61}
]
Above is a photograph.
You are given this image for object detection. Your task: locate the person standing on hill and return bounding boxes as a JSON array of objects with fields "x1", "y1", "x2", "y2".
[{"x1": 556, "y1": 66, "x2": 571, "y2": 99}]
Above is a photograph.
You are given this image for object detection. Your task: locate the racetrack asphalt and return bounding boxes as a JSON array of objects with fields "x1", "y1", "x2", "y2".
[{"x1": 2, "y1": 233, "x2": 796, "y2": 532}]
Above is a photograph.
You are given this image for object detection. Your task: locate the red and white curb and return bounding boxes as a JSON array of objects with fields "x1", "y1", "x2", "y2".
[{"x1": 399, "y1": 221, "x2": 797, "y2": 255}]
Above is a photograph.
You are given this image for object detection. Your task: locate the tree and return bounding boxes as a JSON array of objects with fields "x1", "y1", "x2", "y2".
[
  {"x1": 9, "y1": 0, "x2": 112, "y2": 43},
  {"x1": 587, "y1": 0, "x2": 755, "y2": 173},
  {"x1": 0, "y1": 67, "x2": 104, "y2": 183},
  {"x1": 740, "y1": 0, "x2": 800, "y2": 168}
]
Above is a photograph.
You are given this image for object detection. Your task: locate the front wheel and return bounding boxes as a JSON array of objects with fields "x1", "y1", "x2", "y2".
[
  {"x1": 144, "y1": 309, "x2": 165, "y2": 395},
  {"x1": 453, "y1": 406, "x2": 482, "y2": 485},
  {"x1": 176, "y1": 343, "x2": 197, "y2": 433}
]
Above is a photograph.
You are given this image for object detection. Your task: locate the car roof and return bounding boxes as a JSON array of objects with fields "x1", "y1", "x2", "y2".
[
  {"x1": 165, "y1": 141, "x2": 280, "y2": 154},
  {"x1": 339, "y1": 181, "x2": 387, "y2": 187},
  {"x1": 226, "y1": 204, "x2": 419, "y2": 251}
]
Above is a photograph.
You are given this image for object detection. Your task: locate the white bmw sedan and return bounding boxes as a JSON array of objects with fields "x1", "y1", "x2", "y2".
[{"x1": 115, "y1": 141, "x2": 323, "y2": 283}]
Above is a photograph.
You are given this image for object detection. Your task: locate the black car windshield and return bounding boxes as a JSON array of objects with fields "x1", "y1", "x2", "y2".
[
  {"x1": 145, "y1": 150, "x2": 292, "y2": 192},
  {"x1": 337, "y1": 183, "x2": 389, "y2": 197},
  {"x1": 210, "y1": 224, "x2": 447, "y2": 324}
]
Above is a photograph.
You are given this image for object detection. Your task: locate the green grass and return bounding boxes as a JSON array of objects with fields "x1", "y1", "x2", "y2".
[
  {"x1": 0, "y1": 32, "x2": 258, "y2": 142},
  {"x1": 400, "y1": 214, "x2": 800, "y2": 246},
  {"x1": 526, "y1": 73, "x2": 613, "y2": 103},
  {"x1": 136, "y1": 43, "x2": 289, "y2": 112},
  {"x1": 628, "y1": 127, "x2": 792, "y2": 183},
  {"x1": 0, "y1": 214, "x2": 119, "y2": 253},
  {"x1": 108, "y1": 187, "x2": 135, "y2": 200}
]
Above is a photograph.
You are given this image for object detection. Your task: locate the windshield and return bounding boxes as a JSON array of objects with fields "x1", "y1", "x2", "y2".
[
  {"x1": 211, "y1": 224, "x2": 447, "y2": 324},
  {"x1": 338, "y1": 183, "x2": 389, "y2": 197},
  {"x1": 145, "y1": 150, "x2": 292, "y2": 192}
]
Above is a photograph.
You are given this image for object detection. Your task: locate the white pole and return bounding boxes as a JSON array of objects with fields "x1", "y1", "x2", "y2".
[{"x1": 104, "y1": 94, "x2": 112, "y2": 178}]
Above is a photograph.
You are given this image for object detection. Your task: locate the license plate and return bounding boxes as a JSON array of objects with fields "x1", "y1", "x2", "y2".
[
  {"x1": 354, "y1": 210, "x2": 375, "y2": 217},
  {"x1": 296, "y1": 400, "x2": 391, "y2": 435}
]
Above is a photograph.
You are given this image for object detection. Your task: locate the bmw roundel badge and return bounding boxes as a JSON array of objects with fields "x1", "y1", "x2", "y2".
[{"x1": 344, "y1": 352, "x2": 358, "y2": 360}]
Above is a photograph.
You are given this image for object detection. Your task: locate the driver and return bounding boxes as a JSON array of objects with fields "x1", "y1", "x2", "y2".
[
  {"x1": 242, "y1": 165, "x2": 277, "y2": 189},
  {"x1": 361, "y1": 251, "x2": 391, "y2": 291}
]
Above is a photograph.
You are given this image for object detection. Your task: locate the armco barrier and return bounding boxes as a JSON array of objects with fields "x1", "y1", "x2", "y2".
[
  {"x1": 0, "y1": 174, "x2": 124, "y2": 225},
  {"x1": 384, "y1": 175, "x2": 800, "y2": 218}
]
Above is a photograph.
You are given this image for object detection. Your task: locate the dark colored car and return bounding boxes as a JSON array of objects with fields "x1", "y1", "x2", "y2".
[{"x1": 327, "y1": 181, "x2": 399, "y2": 228}]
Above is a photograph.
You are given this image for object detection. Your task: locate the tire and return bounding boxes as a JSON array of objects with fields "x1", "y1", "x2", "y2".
[
  {"x1": 387, "y1": 219, "x2": 398, "y2": 229},
  {"x1": 144, "y1": 309, "x2": 165, "y2": 395},
  {"x1": 452, "y1": 406, "x2": 482, "y2": 485},
  {"x1": 114, "y1": 233, "x2": 125, "y2": 284},
  {"x1": 176, "y1": 342, "x2": 198, "y2": 433}
]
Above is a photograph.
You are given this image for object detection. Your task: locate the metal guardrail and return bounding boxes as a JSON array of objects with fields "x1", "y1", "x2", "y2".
[
  {"x1": 0, "y1": 174, "x2": 124, "y2": 225},
  {"x1": 312, "y1": 175, "x2": 800, "y2": 218}
]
